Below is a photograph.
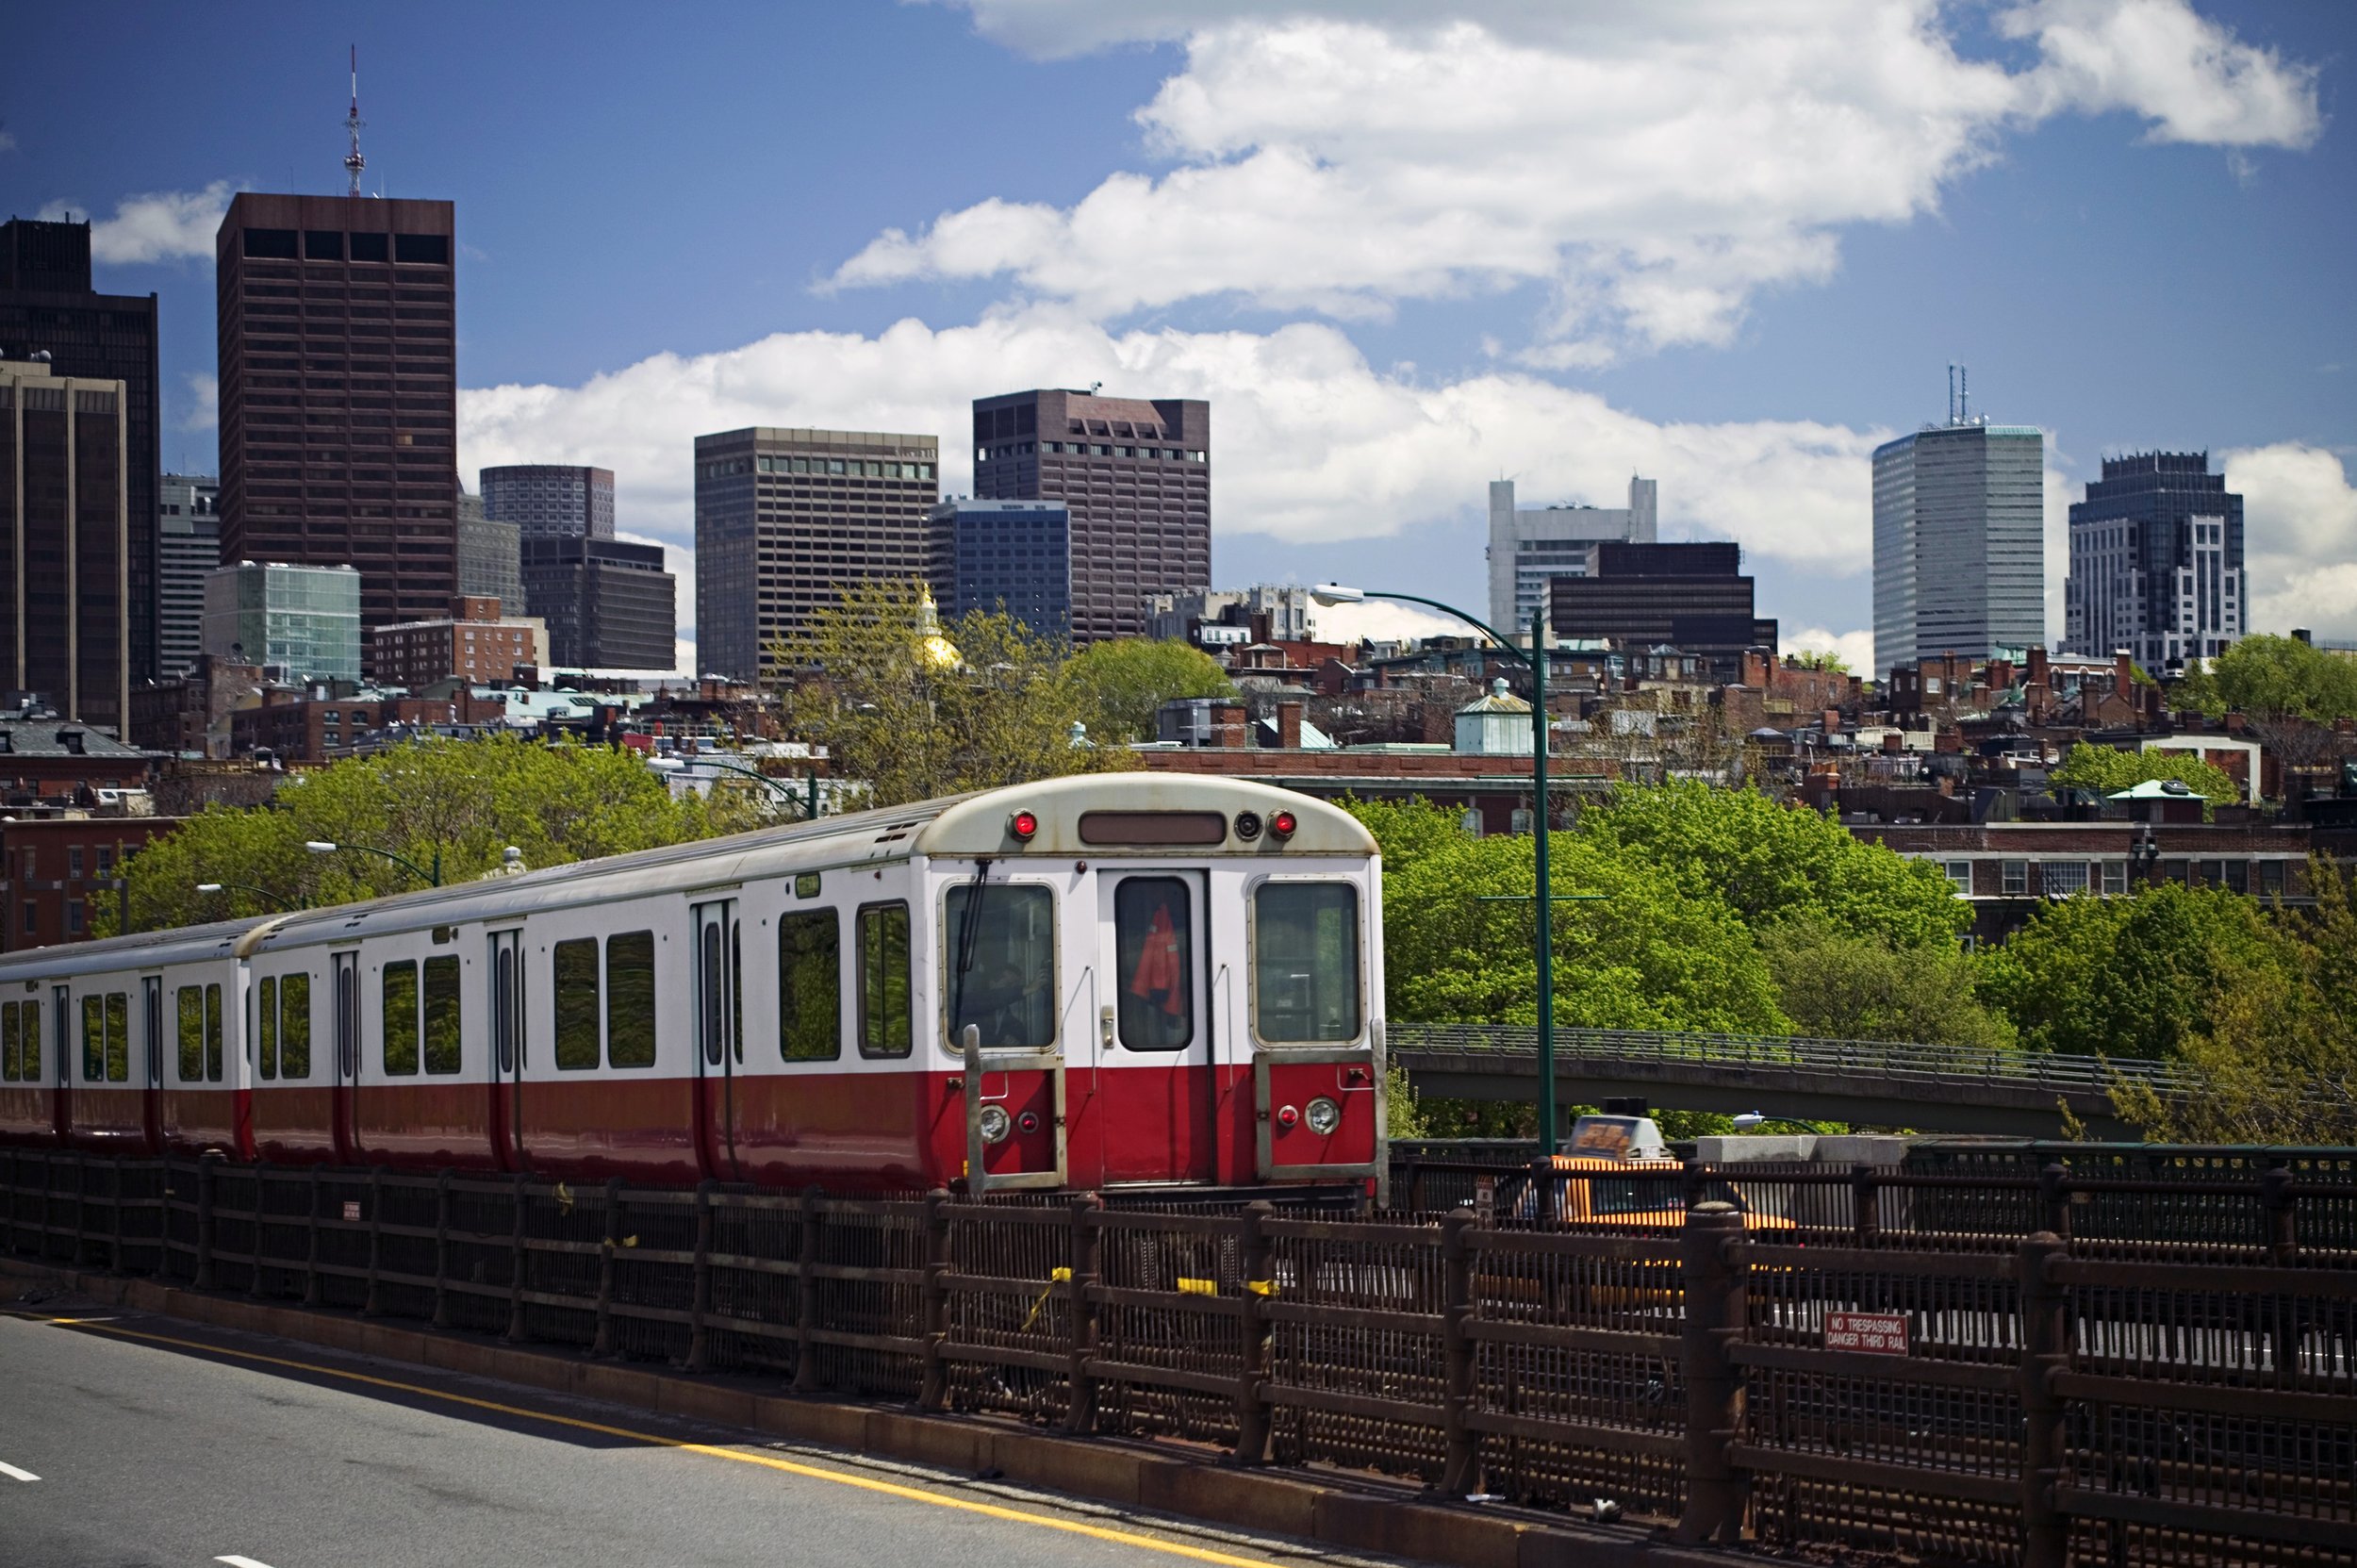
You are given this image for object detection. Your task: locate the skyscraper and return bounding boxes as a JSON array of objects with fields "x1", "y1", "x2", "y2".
[
  {"x1": 1487, "y1": 475, "x2": 1657, "y2": 634},
  {"x1": 693, "y1": 427, "x2": 939, "y2": 680},
  {"x1": 202, "y1": 560, "x2": 363, "y2": 684},
  {"x1": 1871, "y1": 417, "x2": 2044, "y2": 676},
  {"x1": 1, "y1": 218, "x2": 162, "y2": 685},
  {"x1": 480, "y1": 463, "x2": 615, "y2": 540},
  {"x1": 931, "y1": 499, "x2": 1073, "y2": 640},
  {"x1": 157, "y1": 472, "x2": 222, "y2": 679},
  {"x1": 519, "y1": 536, "x2": 677, "y2": 671},
  {"x1": 455, "y1": 487, "x2": 523, "y2": 614},
  {"x1": 1, "y1": 356, "x2": 130, "y2": 729},
  {"x1": 970, "y1": 389, "x2": 1209, "y2": 644},
  {"x1": 215, "y1": 194, "x2": 458, "y2": 669},
  {"x1": 2064, "y1": 453, "x2": 2244, "y2": 670},
  {"x1": 1547, "y1": 541, "x2": 1777, "y2": 684}
]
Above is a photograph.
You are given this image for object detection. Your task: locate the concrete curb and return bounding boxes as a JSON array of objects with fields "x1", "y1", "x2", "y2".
[{"x1": 6, "y1": 1258, "x2": 1733, "y2": 1568}]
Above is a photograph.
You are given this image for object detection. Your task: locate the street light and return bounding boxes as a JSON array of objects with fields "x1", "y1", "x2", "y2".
[
  {"x1": 1311, "y1": 582, "x2": 1563, "y2": 1148},
  {"x1": 197, "y1": 881, "x2": 305, "y2": 914},
  {"x1": 652, "y1": 755, "x2": 820, "y2": 818},
  {"x1": 305, "y1": 839, "x2": 441, "y2": 887}
]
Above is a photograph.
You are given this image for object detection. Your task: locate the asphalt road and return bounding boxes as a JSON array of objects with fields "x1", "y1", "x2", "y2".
[{"x1": 0, "y1": 1294, "x2": 1418, "y2": 1568}]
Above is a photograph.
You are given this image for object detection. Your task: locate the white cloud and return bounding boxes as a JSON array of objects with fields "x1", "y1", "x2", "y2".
[
  {"x1": 180, "y1": 372, "x2": 218, "y2": 433},
  {"x1": 0, "y1": 131, "x2": 16, "y2": 156},
  {"x1": 853, "y1": 3, "x2": 2317, "y2": 355},
  {"x1": 1786, "y1": 626, "x2": 1877, "y2": 675},
  {"x1": 1310, "y1": 599, "x2": 1466, "y2": 645},
  {"x1": 2227, "y1": 444, "x2": 2357, "y2": 639},
  {"x1": 36, "y1": 180, "x2": 235, "y2": 266}
]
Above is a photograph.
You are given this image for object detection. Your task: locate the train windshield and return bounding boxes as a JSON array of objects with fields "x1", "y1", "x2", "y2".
[
  {"x1": 945, "y1": 883, "x2": 1056, "y2": 1049},
  {"x1": 1251, "y1": 883, "x2": 1361, "y2": 1044}
]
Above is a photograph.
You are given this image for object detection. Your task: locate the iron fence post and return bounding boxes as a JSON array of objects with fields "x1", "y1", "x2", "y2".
[
  {"x1": 685, "y1": 1179, "x2": 715, "y2": 1372},
  {"x1": 363, "y1": 1166, "x2": 387, "y2": 1316},
  {"x1": 2260, "y1": 1164, "x2": 2298, "y2": 1265},
  {"x1": 72, "y1": 1152, "x2": 87, "y2": 1265},
  {"x1": 1234, "y1": 1201, "x2": 1275, "y2": 1466},
  {"x1": 1673, "y1": 1202, "x2": 1748, "y2": 1546},
  {"x1": 505, "y1": 1173, "x2": 529, "y2": 1344},
  {"x1": 431, "y1": 1170, "x2": 453, "y2": 1329},
  {"x1": 2037, "y1": 1161, "x2": 2072, "y2": 1241},
  {"x1": 792, "y1": 1185, "x2": 822, "y2": 1394},
  {"x1": 107, "y1": 1156, "x2": 126, "y2": 1274},
  {"x1": 1065, "y1": 1194, "x2": 1101, "y2": 1436},
  {"x1": 2018, "y1": 1230, "x2": 2069, "y2": 1568},
  {"x1": 917, "y1": 1189, "x2": 950, "y2": 1411},
  {"x1": 592, "y1": 1177, "x2": 623, "y2": 1358},
  {"x1": 303, "y1": 1166, "x2": 322, "y2": 1307},
  {"x1": 194, "y1": 1157, "x2": 217, "y2": 1290},
  {"x1": 1851, "y1": 1163, "x2": 1881, "y2": 1248},
  {"x1": 1440, "y1": 1207, "x2": 1479, "y2": 1495},
  {"x1": 4, "y1": 1151, "x2": 17, "y2": 1256},
  {"x1": 248, "y1": 1164, "x2": 272, "y2": 1299}
]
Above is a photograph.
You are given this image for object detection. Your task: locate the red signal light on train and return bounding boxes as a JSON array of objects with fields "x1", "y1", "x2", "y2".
[
  {"x1": 1269, "y1": 810, "x2": 1297, "y2": 840},
  {"x1": 1009, "y1": 810, "x2": 1038, "y2": 841}
]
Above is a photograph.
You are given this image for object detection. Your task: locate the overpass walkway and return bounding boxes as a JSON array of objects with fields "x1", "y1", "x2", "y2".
[{"x1": 1387, "y1": 1022, "x2": 2182, "y2": 1137}]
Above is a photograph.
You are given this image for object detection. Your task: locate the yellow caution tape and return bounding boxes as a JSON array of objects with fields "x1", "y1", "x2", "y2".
[
  {"x1": 1244, "y1": 1279, "x2": 1277, "y2": 1297},
  {"x1": 1020, "y1": 1267, "x2": 1075, "y2": 1331},
  {"x1": 1178, "y1": 1277, "x2": 1218, "y2": 1296}
]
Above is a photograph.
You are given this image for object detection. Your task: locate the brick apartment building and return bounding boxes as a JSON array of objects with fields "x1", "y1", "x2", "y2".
[
  {"x1": 371, "y1": 596, "x2": 536, "y2": 689},
  {"x1": 230, "y1": 687, "x2": 510, "y2": 764}
]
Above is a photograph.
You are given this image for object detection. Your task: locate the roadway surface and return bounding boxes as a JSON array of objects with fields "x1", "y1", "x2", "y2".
[{"x1": 0, "y1": 1287, "x2": 1420, "y2": 1568}]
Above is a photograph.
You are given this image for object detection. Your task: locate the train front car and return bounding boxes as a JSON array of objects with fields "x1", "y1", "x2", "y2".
[{"x1": 908, "y1": 776, "x2": 1385, "y2": 1197}]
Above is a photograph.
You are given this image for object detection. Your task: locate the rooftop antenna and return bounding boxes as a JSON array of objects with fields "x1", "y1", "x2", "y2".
[
  {"x1": 1947, "y1": 364, "x2": 1957, "y2": 425},
  {"x1": 342, "y1": 45, "x2": 367, "y2": 198},
  {"x1": 1959, "y1": 363, "x2": 1970, "y2": 423}
]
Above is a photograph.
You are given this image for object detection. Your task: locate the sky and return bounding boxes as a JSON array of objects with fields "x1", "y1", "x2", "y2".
[{"x1": 5, "y1": 0, "x2": 2353, "y2": 673}]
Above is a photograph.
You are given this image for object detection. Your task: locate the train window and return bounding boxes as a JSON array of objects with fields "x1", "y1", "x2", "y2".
[
  {"x1": 382, "y1": 963, "x2": 420, "y2": 1075},
  {"x1": 422, "y1": 955, "x2": 462, "y2": 1074},
  {"x1": 177, "y1": 986, "x2": 205, "y2": 1081},
  {"x1": 1114, "y1": 879, "x2": 1194, "y2": 1051},
  {"x1": 280, "y1": 974, "x2": 311, "y2": 1080},
  {"x1": 552, "y1": 938, "x2": 601, "y2": 1070},
  {"x1": 606, "y1": 931, "x2": 656, "y2": 1069},
  {"x1": 944, "y1": 884, "x2": 1054, "y2": 1050},
  {"x1": 777, "y1": 910, "x2": 841, "y2": 1062},
  {"x1": 0, "y1": 1000, "x2": 16, "y2": 1081},
  {"x1": 83, "y1": 996, "x2": 105, "y2": 1082},
  {"x1": 104, "y1": 994, "x2": 128, "y2": 1083},
  {"x1": 1250, "y1": 883, "x2": 1362, "y2": 1044},
  {"x1": 206, "y1": 983, "x2": 223, "y2": 1081},
  {"x1": 258, "y1": 978, "x2": 278, "y2": 1081},
  {"x1": 857, "y1": 902, "x2": 912, "y2": 1059},
  {"x1": 795, "y1": 872, "x2": 821, "y2": 899},
  {"x1": 1077, "y1": 811, "x2": 1228, "y2": 847}
]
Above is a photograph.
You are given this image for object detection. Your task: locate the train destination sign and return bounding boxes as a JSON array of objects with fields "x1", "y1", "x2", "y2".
[{"x1": 1823, "y1": 1312, "x2": 1908, "y2": 1354}]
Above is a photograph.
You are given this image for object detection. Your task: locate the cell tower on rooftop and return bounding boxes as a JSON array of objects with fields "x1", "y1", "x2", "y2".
[{"x1": 342, "y1": 45, "x2": 367, "y2": 197}]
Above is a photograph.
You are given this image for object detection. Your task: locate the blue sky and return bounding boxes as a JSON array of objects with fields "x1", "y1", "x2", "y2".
[{"x1": 6, "y1": 1, "x2": 2352, "y2": 668}]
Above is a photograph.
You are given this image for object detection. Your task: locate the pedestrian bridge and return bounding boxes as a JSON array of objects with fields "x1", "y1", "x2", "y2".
[{"x1": 1387, "y1": 1023, "x2": 2175, "y2": 1138}]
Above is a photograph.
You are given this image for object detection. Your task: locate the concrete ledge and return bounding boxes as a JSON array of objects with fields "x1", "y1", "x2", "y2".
[{"x1": 3, "y1": 1257, "x2": 1735, "y2": 1568}]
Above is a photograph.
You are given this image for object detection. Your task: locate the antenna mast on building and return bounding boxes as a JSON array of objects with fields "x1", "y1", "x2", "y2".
[{"x1": 343, "y1": 45, "x2": 368, "y2": 197}]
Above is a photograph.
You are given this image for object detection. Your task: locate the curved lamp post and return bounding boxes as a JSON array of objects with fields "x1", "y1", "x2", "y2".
[
  {"x1": 305, "y1": 839, "x2": 441, "y2": 887},
  {"x1": 197, "y1": 881, "x2": 305, "y2": 914},
  {"x1": 653, "y1": 755, "x2": 819, "y2": 818},
  {"x1": 1310, "y1": 584, "x2": 1561, "y2": 1148}
]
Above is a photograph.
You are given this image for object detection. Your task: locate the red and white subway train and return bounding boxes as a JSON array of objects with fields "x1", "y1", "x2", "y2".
[{"x1": 0, "y1": 776, "x2": 1386, "y2": 1194}]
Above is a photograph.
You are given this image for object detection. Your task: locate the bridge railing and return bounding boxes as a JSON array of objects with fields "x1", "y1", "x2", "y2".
[
  {"x1": 1386, "y1": 1021, "x2": 2183, "y2": 1098},
  {"x1": 8, "y1": 1149, "x2": 2355, "y2": 1568}
]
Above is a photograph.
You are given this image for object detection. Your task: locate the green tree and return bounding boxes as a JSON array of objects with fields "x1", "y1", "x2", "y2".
[
  {"x1": 1761, "y1": 916, "x2": 2013, "y2": 1049},
  {"x1": 2173, "y1": 634, "x2": 2357, "y2": 721},
  {"x1": 1576, "y1": 780, "x2": 1969, "y2": 950},
  {"x1": 772, "y1": 579, "x2": 1134, "y2": 810},
  {"x1": 1062, "y1": 638, "x2": 1237, "y2": 744},
  {"x1": 2113, "y1": 859, "x2": 2357, "y2": 1143},
  {"x1": 102, "y1": 735, "x2": 750, "y2": 933},
  {"x1": 2048, "y1": 741, "x2": 2239, "y2": 810},
  {"x1": 1975, "y1": 882, "x2": 2291, "y2": 1060}
]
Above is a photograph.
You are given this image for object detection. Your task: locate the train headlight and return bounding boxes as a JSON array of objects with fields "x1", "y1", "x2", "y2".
[
  {"x1": 1233, "y1": 809, "x2": 1263, "y2": 841},
  {"x1": 979, "y1": 1105, "x2": 1012, "y2": 1145},
  {"x1": 1304, "y1": 1097, "x2": 1342, "y2": 1136}
]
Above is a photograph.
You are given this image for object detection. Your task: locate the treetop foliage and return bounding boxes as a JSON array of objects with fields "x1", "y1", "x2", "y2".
[
  {"x1": 2048, "y1": 741, "x2": 2240, "y2": 809},
  {"x1": 1062, "y1": 637, "x2": 1238, "y2": 744},
  {"x1": 2171, "y1": 633, "x2": 2357, "y2": 721}
]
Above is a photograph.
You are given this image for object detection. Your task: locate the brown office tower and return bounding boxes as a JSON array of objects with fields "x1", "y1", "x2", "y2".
[
  {"x1": 215, "y1": 194, "x2": 458, "y2": 671},
  {"x1": 1, "y1": 219, "x2": 161, "y2": 685},
  {"x1": 0, "y1": 357, "x2": 130, "y2": 730},
  {"x1": 693, "y1": 427, "x2": 939, "y2": 681},
  {"x1": 971, "y1": 389, "x2": 1208, "y2": 643}
]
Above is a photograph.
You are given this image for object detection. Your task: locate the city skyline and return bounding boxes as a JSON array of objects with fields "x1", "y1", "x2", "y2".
[{"x1": 4, "y1": 2, "x2": 2352, "y2": 674}]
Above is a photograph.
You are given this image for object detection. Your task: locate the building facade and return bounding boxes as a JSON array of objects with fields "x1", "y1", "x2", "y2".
[
  {"x1": 157, "y1": 473, "x2": 222, "y2": 680},
  {"x1": 519, "y1": 536, "x2": 676, "y2": 671},
  {"x1": 1872, "y1": 421, "x2": 2045, "y2": 676},
  {"x1": 1547, "y1": 541, "x2": 1778, "y2": 684},
  {"x1": 480, "y1": 462, "x2": 615, "y2": 540},
  {"x1": 2064, "y1": 452, "x2": 2245, "y2": 669},
  {"x1": 202, "y1": 561, "x2": 364, "y2": 684},
  {"x1": 455, "y1": 487, "x2": 523, "y2": 613},
  {"x1": 931, "y1": 499, "x2": 1072, "y2": 640},
  {"x1": 693, "y1": 427, "x2": 939, "y2": 680},
  {"x1": 1, "y1": 356, "x2": 131, "y2": 732},
  {"x1": 1487, "y1": 475, "x2": 1657, "y2": 634},
  {"x1": 1, "y1": 218, "x2": 162, "y2": 685},
  {"x1": 971, "y1": 389, "x2": 1210, "y2": 644},
  {"x1": 1144, "y1": 585, "x2": 1314, "y2": 649},
  {"x1": 215, "y1": 193, "x2": 458, "y2": 668},
  {"x1": 370, "y1": 596, "x2": 537, "y2": 689}
]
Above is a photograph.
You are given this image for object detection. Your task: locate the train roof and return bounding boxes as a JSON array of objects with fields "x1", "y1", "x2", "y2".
[
  {"x1": 231, "y1": 772, "x2": 1375, "y2": 951},
  {"x1": 0, "y1": 912, "x2": 288, "y2": 985}
]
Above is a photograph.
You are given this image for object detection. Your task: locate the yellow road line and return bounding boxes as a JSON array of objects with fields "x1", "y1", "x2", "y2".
[{"x1": 8, "y1": 1313, "x2": 1282, "y2": 1568}]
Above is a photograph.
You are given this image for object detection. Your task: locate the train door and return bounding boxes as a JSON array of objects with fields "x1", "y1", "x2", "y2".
[
  {"x1": 1093, "y1": 871, "x2": 1215, "y2": 1185},
  {"x1": 487, "y1": 929, "x2": 526, "y2": 1172},
  {"x1": 49, "y1": 983, "x2": 71, "y2": 1144},
  {"x1": 140, "y1": 976, "x2": 164, "y2": 1153},
  {"x1": 691, "y1": 900, "x2": 741, "y2": 1181},
  {"x1": 330, "y1": 950, "x2": 360, "y2": 1164}
]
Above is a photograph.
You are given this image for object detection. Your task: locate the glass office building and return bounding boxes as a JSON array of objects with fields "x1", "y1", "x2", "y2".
[
  {"x1": 1871, "y1": 421, "x2": 2045, "y2": 676},
  {"x1": 202, "y1": 561, "x2": 364, "y2": 684},
  {"x1": 931, "y1": 500, "x2": 1073, "y2": 641}
]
